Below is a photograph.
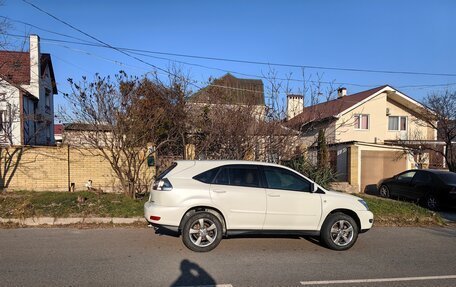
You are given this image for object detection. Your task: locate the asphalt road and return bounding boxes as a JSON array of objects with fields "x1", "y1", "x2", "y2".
[{"x1": 0, "y1": 226, "x2": 455, "y2": 287}]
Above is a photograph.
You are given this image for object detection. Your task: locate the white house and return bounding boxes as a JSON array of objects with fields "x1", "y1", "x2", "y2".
[{"x1": 0, "y1": 34, "x2": 57, "y2": 145}]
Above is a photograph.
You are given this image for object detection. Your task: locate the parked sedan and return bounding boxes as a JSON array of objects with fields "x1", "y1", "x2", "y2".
[
  {"x1": 377, "y1": 169, "x2": 456, "y2": 210},
  {"x1": 145, "y1": 160, "x2": 373, "y2": 252}
]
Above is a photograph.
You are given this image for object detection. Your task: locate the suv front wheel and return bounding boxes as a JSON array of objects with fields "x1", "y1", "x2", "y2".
[
  {"x1": 182, "y1": 212, "x2": 223, "y2": 252},
  {"x1": 320, "y1": 212, "x2": 358, "y2": 251}
]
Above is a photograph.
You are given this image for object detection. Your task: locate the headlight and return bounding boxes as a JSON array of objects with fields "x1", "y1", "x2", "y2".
[{"x1": 358, "y1": 199, "x2": 369, "y2": 210}]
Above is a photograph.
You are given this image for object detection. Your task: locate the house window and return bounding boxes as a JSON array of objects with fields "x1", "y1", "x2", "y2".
[
  {"x1": 354, "y1": 114, "x2": 369, "y2": 130},
  {"x1": 45, "y1": 89, "x2": 51, "y2": 114},
  {"x1": 388, "y1": 116, "x2": 407, "y2": 131},
  {"x1": 0, "y1": 93, "x2": 6, "y2": 101}
]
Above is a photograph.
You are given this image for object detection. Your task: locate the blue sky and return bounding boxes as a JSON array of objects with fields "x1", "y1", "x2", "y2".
[{"x1": 1, "y1": 0, "x2": 455, "y2": 114}]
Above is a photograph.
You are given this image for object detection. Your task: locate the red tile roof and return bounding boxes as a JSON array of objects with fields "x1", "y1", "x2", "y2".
[
  {"x1": 286, "y1": 85, "x2": 388, "y2": 128},
  {"x1": 0, "y1": 51, "x2": 57, "y2": 94},
  {"x1": 54, "y1": 124, "x2": 63, "y2": 135},
  {"x1": 0, "y1": 51, "x2": 30, "y2": 85}
]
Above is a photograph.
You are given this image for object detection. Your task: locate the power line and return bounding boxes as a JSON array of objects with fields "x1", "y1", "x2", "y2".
[
  {"x1": 0, "y1": 16, "x2": 95, "y2": 45},
  {"x1": 4, "y1": 19, "x2": 456, "y2": 78},
  {"x1": 4, "y1": 33, "x2": 456, "y2": 91},
  {"x1": 43, "y1": 35, "x2": 456, "y2": 77},
  {"x1": 2, "y1": 33, "x2": 377, "y2": 88},
  {"x1": 21, "y1": 0, "x2": 198, "y2": 89}
]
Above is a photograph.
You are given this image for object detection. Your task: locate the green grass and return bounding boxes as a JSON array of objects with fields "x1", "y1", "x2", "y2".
[
  {"x1": 0, "y1": 191, "x2": 147, "y2": 218},
  {"x1": 0, "y1": 191, "x2": 445, "y2": 226},
  {"x1": 359, "y1": 194, "x2": 444, "y2": 226}
]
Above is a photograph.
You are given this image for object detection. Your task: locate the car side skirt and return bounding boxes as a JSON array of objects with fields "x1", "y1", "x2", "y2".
[{"x1": 226, "y1": 229, "x2": 320, "y2": 237}]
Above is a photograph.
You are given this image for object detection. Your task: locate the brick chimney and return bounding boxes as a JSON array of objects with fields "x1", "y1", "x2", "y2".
[
  {"x1": 29, "y1": 34, "x2": 41, "y2": 99},
  {"x1": 337, "y1": 87, "x2": 347, "y2": 98}
]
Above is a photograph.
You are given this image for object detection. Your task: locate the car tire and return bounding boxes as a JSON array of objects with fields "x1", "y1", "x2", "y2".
[
  {"x1": 320, "y1": 212, "x2": 358, "y2": 251},
  {"x1": 423, "y1": 193, "x2": 440, "y2": 211},
  {"x1": 182, "y1": 212, "x2": 223, "y2": 252},
  {"x1": 379, "y1": 185, "x2": 390, "y2": 198}
]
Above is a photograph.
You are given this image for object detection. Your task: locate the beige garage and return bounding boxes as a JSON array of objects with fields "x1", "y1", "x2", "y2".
[{"x1": 360, "y1": 150, "x2": 408, "y2": 192}]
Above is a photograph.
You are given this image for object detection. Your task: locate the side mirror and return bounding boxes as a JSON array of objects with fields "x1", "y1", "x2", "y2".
[{"x1": 310, "y1": 182, "x2": 318, "y2": 193}]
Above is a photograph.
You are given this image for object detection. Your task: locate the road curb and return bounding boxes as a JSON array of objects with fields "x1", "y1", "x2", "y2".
[{"x1": 0, "y1": 217, "x2": 144, "y2": 226}]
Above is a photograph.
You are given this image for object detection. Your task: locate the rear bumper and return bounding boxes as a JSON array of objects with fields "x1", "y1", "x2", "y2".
[{"x1": 144, "y1": 201, "x2": 185, "y2": 228}]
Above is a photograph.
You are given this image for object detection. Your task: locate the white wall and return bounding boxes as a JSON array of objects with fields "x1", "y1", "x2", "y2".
[{"x1": 0, "y1": 81, "x2": 22, "y2": 145}]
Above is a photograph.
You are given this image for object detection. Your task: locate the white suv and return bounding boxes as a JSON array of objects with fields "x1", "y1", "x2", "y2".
[{"x1": 144, "y1": 160, "x2": 373, "y2": 252}]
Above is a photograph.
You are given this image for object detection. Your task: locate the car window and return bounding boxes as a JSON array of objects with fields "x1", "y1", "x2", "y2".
[
  {"x1": 437, "y1": 172, "x2": 456, "y2": 185},
  {"x1": 228, "y1": 166, "x2": 260, "y2": 188},
  {"x1": 214, "y1": 167, "x2": 229, "y2": 185},
  {"x1": 193, "y1": 167, "x2": 220, "y2": 184},
  {"x1": 412, "y1": 171, "x2": 432, "y2": 184},
  {"x1": 213, "y1": 165, "x2": 261, "y2": 188},
  {"x1": 264, "y1": 166, "x2": 311, "y2": 192},
  {"x1": 397, "y1": 171, "x2": 416, "y2": 182}
]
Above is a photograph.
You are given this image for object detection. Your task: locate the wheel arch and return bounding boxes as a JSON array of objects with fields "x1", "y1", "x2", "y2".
[
  {"x1": 179, "y1": 206, "x2": 227, "y2": 235},
  {"x1": 324, "y1": 209, "x2": 361, "y2": 232}
]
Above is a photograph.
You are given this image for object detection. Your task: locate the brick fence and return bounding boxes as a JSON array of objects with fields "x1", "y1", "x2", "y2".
[{"x1": 1, "y1": 145, "x2": 155, "y2": 192}]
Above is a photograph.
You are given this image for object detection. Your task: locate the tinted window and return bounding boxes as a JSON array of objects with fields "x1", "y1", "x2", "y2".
[
  {"x1": 193, "y1": 167, "x2": 219, "y2": 183},
  {"x1": 213, "y1": 165, "x2": 260, "y2": 188},
  {"x1": 412, "y1": 171, "x2": 432, "y2": 184},
  {"x1": 214, "y1": 167, "x2": 229, "y2": 185},
  {"x1": 397, "y1": 171, "x2": 416, "y2": 182},
  {"x1": 229, "y1": 166, "x2": 260, "y2": 187},
  {"x1": 264, "y1": 166, "x2": 311, "y2": 192},
  {"x1": 437, "y1": 172, "x2": 456, "y2": 185}
]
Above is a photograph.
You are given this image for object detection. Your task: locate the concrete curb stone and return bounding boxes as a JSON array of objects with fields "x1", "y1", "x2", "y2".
[{"x1": 0, "y1": 217, "x2": 144, "y2": 226}]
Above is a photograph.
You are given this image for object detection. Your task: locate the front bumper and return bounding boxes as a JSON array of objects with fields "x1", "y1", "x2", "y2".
[{"x1": 357, "y1": 210, "x2": 374, "y2": 231}]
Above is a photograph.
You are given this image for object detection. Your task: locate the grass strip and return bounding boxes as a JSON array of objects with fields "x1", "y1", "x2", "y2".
[
  {"x1": 0, "y1": 191, "x2": 147, "y2": 218},
  {"x1": 359, "y1": 194, "x2": 444, "y2": 226}
]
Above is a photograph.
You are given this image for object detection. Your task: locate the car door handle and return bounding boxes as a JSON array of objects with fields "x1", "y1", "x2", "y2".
[
  {"x1": 212, "y1": 190, "x2": 226, "y2": 193},
  {"x1": 268, "y1": 193, "x2": 280, "y2": 197}
]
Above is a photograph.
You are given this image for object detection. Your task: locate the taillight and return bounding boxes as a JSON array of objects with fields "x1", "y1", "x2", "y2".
[{"x1": 153, "y1": 178, "x2": 173, "y2": 191}]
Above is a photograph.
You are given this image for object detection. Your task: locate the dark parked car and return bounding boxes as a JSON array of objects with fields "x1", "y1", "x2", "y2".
[{"x1": 377, "y1": 169, "x2": 456, "y2": 210}]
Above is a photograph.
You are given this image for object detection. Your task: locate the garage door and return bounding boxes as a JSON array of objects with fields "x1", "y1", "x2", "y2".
[{"x1": 360, "y1": 151, "x2": 407, "y2": 192}]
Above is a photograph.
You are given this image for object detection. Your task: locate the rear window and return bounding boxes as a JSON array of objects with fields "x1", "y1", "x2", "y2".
[
  {"x1": 156, "y1": 162, "x2": 177, "y2": 180},
  {"x1": 437, "y1": 172, "x2": 456, "y2": 185},
  {"x1": 193, "y1": 167, "x2": 220, "y2": 184}
]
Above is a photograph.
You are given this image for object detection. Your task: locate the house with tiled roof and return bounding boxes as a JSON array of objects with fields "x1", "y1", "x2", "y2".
[
  {"x1": 0, "y1": 34, "x2": 57, "y2": 145},
  {"x1": 286, "y1": 85, "x2": 436, "y2": 192},
  {"x1": 188, "y1": 73, "x2": 266, "y2": 120}
]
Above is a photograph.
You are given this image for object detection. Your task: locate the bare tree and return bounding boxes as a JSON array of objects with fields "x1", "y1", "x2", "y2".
[
  {"x1": 404, "y1": 90, "x2": 456, "y2": 171},
  {"x1": 61, "y1": 71, "x2": 188, "y2": 197},
  {"x1": 0, "y1": 1, "x2": 10, "y2": 50}
]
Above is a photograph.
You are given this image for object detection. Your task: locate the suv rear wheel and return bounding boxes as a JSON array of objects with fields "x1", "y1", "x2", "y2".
[
  {"x1": 321, "y1": 212, "x2": 358, "y2": 251},
  {"x1": 182, "y1": 212, "x2": 223, "y2": 252}
]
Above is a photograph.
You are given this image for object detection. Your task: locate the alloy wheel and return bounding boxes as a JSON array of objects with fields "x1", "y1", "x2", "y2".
[
  {"x1": 330, "y1": 220, "x2": 354, "y2": 247},
  {"x1": 188, "y1": 218, "x2": 218, "y2": 248}
]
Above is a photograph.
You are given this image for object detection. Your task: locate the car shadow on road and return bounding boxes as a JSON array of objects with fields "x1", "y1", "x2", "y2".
[
  {"x1": 228, "y1": 233, "x2": 325, "y2": 248},
  {"x1": 170, "y1": 259, "x2": 216, "y2": 287}
]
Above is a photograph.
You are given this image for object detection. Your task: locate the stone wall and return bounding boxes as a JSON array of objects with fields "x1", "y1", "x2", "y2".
[{"x1": 1, "y1": 145, "x2": 154, "y2": 192}]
